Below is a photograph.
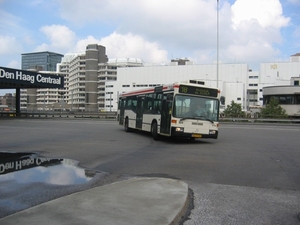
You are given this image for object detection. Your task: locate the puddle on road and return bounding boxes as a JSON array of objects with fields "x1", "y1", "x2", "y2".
[{"x1": 0, "y1": 152, "x2": 95, "y2": 185}]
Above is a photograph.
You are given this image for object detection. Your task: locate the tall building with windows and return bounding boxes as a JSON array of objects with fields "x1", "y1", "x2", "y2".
[
  {"x1": 105, "y1": 54, "x2": 300, "y2": 112},
  {"x1": 0, "y1": 93, "x2": 15, "y2": 110},
  {"x1": 19, "y1": 44, "x2": 144, "y2": 112},
  {"x1": 20, "y1": 51, "x2": 64, "y2": 111},
  {"x1": 67, "y1": 44, "x2": 143, "y2": 111},
  {"x1": 15, "y1": 47, "x2": 300, "y2": 115},
  {"x1": 21, "y1": 51, "x2": 63, "y2": 71},
  {"x1": 68, "y1": 44, "x2": 109, "y2": 112}
]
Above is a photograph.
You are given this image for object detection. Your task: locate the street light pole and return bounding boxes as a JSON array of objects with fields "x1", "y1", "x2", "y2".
[{"x1": 217, "y1": 0, "x2": 219, "y2": 88}]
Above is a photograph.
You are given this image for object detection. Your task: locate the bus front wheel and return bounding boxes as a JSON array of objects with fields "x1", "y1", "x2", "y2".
[{"x1": 151, "y1": 122, "x2": 159, "y2": 140}]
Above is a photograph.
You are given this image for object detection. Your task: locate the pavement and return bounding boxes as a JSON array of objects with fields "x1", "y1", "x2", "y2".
[{"x1": 0, "y1": 177, "x2": 189, "y2": 225}]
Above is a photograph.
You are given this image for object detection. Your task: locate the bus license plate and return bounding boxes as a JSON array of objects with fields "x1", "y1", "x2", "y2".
[{"x1": 192, "y1": 134, "x2": 202, "y2": 138}]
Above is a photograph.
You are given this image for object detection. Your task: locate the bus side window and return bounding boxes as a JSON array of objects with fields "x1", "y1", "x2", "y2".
[
  {"x1": 132, "y1": 98, "x2": 137, "y2": 112},
  {"x1": 153, "y1": 93, "x2": 162, "y2": 114},
  {"x1": 145, "y1": 94, "x2": 153, "y2": 114},
  {"x1": 125, "y1": 99, "x2": 131, "y2": 109},
  {"x1": 125, "y1": 96, "x2": 138, "y2": 112}
]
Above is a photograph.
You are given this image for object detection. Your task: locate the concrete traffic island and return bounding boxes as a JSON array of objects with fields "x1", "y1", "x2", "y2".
[{"x1": 0, "y1": 177, "x2": 190, "y2": 225}]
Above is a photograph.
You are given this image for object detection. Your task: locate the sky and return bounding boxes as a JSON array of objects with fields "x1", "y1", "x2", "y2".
[{"x1": 0, "y1": 0, "x2": 300, "y2": 95}]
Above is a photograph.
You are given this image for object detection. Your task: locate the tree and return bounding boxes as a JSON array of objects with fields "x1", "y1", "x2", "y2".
[
  {"x1": 260, "y1": 97, "x2": 288, "y2": 118},
  {"x1": 223, "y1": 100, "x2": 245, "y2": 117}
]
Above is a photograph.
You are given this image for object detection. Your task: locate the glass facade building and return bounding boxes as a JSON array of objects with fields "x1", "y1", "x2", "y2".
[{"x1": 21, "y1": 51, "x2": 63, "y2": 71}]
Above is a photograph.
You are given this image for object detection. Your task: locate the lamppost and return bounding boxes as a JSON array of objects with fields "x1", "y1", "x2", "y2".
[{"x1": 217, "y1": 0, "x2": 219, "y2": 88}]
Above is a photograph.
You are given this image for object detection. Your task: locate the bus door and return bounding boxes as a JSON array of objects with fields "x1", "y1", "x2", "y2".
[
  {"x1": 119, "y1": 98, "x2": 125, "y2": 125},
  {"x1": 136, "y1": 96, "x2": 144, "y2": 129},
  {"x1": 160, "y1": 94, "x2": 172, "y2": 134}
]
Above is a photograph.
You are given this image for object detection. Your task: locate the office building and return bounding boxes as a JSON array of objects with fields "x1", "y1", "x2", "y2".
[
  {"x1": 66, "y1": 44, "x2": 143, "y2": 111},
  {"x1": 105, "y1": 54, "x2": 300, "y2": 112},
  {"x1": 21, "y1": 51, "x2": 63, "y2": 71},
  {"x1": 20, "y1": 44, "x2": 143, "y2": 111},
  {"x1": 0, "y1": 93, "x2": 15, "y2": 110},
  {"x1": 18, "y1": 45, "x2": 300, "y2": 114},
  {"x1": 20, "y1": 51, "x2": 64, "y2": 111}
]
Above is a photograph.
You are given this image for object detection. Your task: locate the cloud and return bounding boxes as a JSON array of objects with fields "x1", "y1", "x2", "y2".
[
  {"x1": 54, "y1": 0, "x2": 291, "y2": 69},
  {"x1": 0, "y1": 0, "x2": 294, "y2": 71},
  {"x1": 294, "y1": 26, "x2": 300, "y2": 38},
  {"x1": 223, "y1": 0, "x2": 291, "y2": 68},
  {"x1": 287, "y1": 0, "x2": 300, "y2": 5},
  {"x1": 0, "y1": 8, "x2": 24, "y2": 36},
  {"x1": 232, "y1": 0, "x2": 290, "y2": 29},
  {"x1": 57, "y1": 0, "x2": 111, "y2": 24},
  {"x1": 57, "y1": 0, "x2": 218, "y2": 52},
  {"x1": 71, "y1": 32, "x2": 168, "y2": 64},
  {"x1": 0, "y1": 35, "x2": 22, "y2": 55},
  {"x1": 35, "y1": 25, "x2": 77, "y2": 52},
  {"x1": 7, "y1": 60, "x2": 19, "y2": 68},
  {"x1": 73, "y1": 35, "x2": 99, "y2": 53},
  {"x1": 99, "y1": 32, "x2": 168, "y2": 64}
]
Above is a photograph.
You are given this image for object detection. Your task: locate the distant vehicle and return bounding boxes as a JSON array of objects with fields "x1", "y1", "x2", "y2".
[
  {"x1": 263, "y1": 86, "x2": 300, "y2": 117},
  {"x1": 117, "y1": 80, "x2": 220, "y2": 140}
]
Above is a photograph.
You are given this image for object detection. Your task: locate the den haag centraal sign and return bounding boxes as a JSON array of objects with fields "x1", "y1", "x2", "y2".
[{"x1": 0, "y1": 66, "x2": 64, "y2": 88}]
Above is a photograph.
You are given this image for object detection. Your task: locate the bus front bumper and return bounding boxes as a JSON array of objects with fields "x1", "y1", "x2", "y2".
[{"x1": 171, "y1": 127, "x2": 218, "y2": 139}]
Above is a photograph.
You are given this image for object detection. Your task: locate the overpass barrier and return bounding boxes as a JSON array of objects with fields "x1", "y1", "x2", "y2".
[{"x1": 0, "y1": 111, "x2": 117, "y2": 119}]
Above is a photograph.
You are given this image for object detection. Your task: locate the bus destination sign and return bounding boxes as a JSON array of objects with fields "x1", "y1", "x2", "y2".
[{"x1": 179, "y1": 85, "x2": 218, "y2": 97}]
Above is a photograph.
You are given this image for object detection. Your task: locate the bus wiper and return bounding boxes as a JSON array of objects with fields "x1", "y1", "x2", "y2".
[
  {"x1": 179, "y1": 117, "x2": 195, "y2": 121},
  {"x1": 194, "y1": 116, "x2": 215, "y2": 124}
]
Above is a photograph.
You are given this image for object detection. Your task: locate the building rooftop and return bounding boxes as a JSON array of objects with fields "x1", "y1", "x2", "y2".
[{"x1": 108, "y1": 58, "x2": 143, "y2": 64}]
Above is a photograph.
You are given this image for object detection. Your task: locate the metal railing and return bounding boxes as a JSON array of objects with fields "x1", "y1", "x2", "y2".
[
  {"x1": 1, "y1": 112, "x2": 299, "y2": 123},
  {"x1": 0, "y1": 111, "x2": 117, "y2": 119},
  {"x1": 219, "y1": 117, "x2": 300, "y2": 123}
]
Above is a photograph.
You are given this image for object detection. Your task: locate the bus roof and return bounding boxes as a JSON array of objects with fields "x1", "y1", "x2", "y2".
[{"x1": 119, "y1": 80, "x2": 219, "y2": 98}]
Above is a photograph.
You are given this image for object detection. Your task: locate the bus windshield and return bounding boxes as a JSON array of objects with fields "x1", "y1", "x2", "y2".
[{"x1": 173, "y1": 94, "x2": 219, "y2": 121}]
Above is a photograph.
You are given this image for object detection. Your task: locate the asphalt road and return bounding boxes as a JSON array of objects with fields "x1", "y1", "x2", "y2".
[{"x1": 0, "y1": 118, "x2": 300, "y2": 224}]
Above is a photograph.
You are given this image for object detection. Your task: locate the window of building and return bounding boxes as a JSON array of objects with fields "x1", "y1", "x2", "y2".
[
  {"x1": 248, "y1": 91, "x2": 257, "y2": 95},
  {"x1": 295, "y1": 95, "x2": 300, "y2": 104}
]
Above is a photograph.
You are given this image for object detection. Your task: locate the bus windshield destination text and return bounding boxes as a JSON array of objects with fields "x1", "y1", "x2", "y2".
[{"x1": 179, "y1": 85, "x2": 218, "y2": 97}]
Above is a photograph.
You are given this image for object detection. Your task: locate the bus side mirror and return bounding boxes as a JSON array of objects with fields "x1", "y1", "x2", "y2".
[{"x1": 220, "y1": 96, "x2": 225, "y2": 105}]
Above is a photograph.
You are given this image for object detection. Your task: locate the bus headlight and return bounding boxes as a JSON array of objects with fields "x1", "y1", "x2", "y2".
[
  {"x1": 175, "y1": 127, "x2": 184, "y2": 132},
  {"x1": 209, "y1": 130, "x2": 216, "y2": 135}
]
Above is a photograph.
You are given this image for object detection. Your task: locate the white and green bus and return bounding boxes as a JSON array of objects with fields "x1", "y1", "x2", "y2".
[{"x1": 117, "y1": 80, "x2": 220, "y2": 140}]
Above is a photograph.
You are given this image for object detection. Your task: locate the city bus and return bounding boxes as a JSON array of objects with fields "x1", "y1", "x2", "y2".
[{"x1": 117, "y1": 80, "x2": 220, "y2": 140}]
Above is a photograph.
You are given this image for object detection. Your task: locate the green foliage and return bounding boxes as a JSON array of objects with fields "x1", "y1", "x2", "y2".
[
  {"x1": 223, "y1": 100, "x2": 246, "y2": 117},
  {"x1": 260, "y1": 97, "x2": 288, "y2": 118}
]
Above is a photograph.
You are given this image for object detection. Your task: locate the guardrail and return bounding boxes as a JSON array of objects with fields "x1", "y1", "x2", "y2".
[
  {"x1": 1, "y1": 113, "x2": 299, "y2": 123},
  {"x1": 0, "y1": 111, "x2": 117, "y2": 119},
  {"x1": 219, "y1": 117, "x2": 300, "y2": 123}
]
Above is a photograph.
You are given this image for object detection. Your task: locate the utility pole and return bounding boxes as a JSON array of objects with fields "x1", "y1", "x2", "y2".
[{"x1": 217, "y1": 0, "x2": 219, "y2": 88}]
